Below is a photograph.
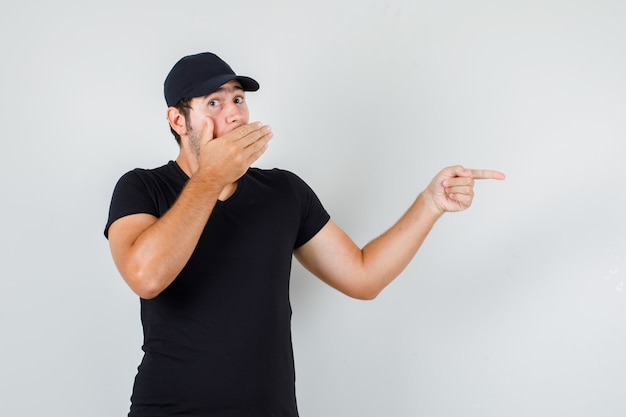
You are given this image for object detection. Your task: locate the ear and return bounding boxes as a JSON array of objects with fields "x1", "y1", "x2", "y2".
[{"x1": 167, "y1": 106, "x2": 188, "y2": 137}]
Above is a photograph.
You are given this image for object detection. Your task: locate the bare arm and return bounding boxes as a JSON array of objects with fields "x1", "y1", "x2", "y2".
[
  {"x1": 108, "y1": 121, "x2": 272, "y2": 299},
  {"x1": 108, "y1": 179, "x2": 223, "y2": 299},
  {"x1": 294, "y1": 166, "x2": 505, "y2": 300}
]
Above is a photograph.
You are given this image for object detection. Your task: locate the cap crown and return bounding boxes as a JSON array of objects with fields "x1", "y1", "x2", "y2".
[{"x1": 164, "y1": 52, "x2": 259, "y2": 107}]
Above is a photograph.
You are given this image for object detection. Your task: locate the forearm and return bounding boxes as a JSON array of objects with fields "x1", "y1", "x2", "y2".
[
  {"x1": 111, "y1": 175, "x2": 224, "y2": 298},
  {"x1": 358, "y1": 192, "x2": 442, "y2": 296},
  {"x1": 296, "y1": 192, "x2": 442, "y2": 300}
]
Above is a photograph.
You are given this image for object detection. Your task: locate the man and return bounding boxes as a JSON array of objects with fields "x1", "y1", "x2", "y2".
[{"x1": 105, "y1": 52, "x2": 505, "y2": 416}]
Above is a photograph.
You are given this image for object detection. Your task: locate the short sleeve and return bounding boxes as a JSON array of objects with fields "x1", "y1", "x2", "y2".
[
  {"x1": 282, "y1": 171, "x2": 331, "y2": 248},
  {"x1": 104, "y1": 170, "x2": 159, "y2": 238}
]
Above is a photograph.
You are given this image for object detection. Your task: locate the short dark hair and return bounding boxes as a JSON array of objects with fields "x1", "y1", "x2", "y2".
[{"x1": 170, "y1": 98, "x2": 192, "y2": 145}]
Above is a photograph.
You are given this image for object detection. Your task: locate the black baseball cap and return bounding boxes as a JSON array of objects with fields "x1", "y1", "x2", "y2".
[{"x1": 164, "y1": 52, "x2": 260, "y2": 107}]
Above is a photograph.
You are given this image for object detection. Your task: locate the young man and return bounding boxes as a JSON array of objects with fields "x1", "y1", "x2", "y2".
[{"x1": 105, "y1": 52, "x2": 505, "y2": 416}]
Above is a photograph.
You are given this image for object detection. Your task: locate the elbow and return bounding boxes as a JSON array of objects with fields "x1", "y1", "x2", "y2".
[
  {"x1": 328, "y1": 271, "x2": 388, "y2": 300},
  {"x1": 123, "y1": 265, "x2": 166, "y2": 300},
  {"x1": 346, "y1": 282, "x2": 384, "y2": 301},
  {"x1": 357, "y1": 289, "x2": 382, "y2": 301},
  {"x1": 133, "y1": 285, "x2": 162, "y2": 300},
  {"x1": 352, "y1": 292, "x2": 379, "y2": 301}
]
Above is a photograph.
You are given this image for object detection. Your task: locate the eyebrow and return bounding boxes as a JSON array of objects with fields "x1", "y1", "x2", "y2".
[
  {"x1": 213, "y1": 84, "x2": 244, "y2": 95},
  {"x1": 199, "y1": 83, "x2": 244, "y2": 102}
]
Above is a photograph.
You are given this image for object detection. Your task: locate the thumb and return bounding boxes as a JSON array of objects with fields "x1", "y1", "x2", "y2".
[{"x1": 200, "y1": 117, "x2": 216, "y2": 143}]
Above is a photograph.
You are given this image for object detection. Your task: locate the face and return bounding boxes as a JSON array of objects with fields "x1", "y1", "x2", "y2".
[{"x1": 185, "y1": 80, "x2": 249, "y2": 155}]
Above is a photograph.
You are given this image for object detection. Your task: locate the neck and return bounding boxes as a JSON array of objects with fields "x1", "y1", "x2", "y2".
[
  {"x1": 175, "y1": 151, "x2": 198, "y2": 178},
  {"x1": 175, "y1": 151, "x2": 238, "y2": 201}
]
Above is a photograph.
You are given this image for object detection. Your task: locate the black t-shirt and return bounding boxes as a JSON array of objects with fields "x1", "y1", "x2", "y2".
[{"x1": 105, "y1": 161, "x2": 330, "y2": 417}]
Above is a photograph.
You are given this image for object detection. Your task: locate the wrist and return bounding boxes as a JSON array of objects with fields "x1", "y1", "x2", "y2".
[
  {"x1": 417, "y1": 191, "x2": 445, "y2": 220},
  {"x1": 187, "y1": 172, "x2": 227, "y2": 198}
]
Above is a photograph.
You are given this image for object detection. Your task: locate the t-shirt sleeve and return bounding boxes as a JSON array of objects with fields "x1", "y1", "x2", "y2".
[
  {"x1": 104, "y1": 170, "x2": 159, "y2": 239},
  {"x1": 283, "y1": 171, "x2": 331, "y2": 248}
]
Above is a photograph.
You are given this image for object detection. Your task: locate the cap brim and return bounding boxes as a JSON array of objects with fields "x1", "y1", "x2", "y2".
[{"x1": 182, "y1": 74, "x2": 259, "y2": 103}]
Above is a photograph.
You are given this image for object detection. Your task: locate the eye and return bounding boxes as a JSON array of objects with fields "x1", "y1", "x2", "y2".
[
  {"x1": 208, "y1": 99, "x2": 220, "y2": 107},
  {"x1": 234, "y1": 96, "x2": 244, "y2": 104}
]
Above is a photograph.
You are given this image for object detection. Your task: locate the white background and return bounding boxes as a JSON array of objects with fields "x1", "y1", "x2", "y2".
[{"x1": 1, "y1": 1, "x2": 625, "y2": 416}]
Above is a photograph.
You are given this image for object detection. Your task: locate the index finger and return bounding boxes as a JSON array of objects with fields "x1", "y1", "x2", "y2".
[
  {"x1": 232, "y1": 121, "x2": 264, "y2": 141},
  {"x1": 470, "y1": 169, "x2": 506, "y2": 180}
]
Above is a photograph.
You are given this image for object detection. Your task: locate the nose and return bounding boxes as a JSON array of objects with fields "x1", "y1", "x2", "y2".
[{"x1": 225, "y1": 101, "x2": 244, "y2": 125}]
